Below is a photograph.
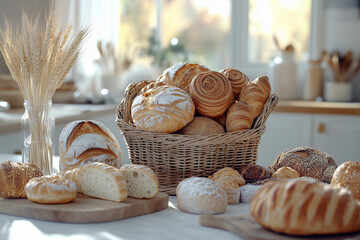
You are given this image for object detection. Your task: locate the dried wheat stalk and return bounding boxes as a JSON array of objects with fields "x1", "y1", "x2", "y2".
[{"x1": 0, "y1": 10, "x2": 88, "y2": 174}]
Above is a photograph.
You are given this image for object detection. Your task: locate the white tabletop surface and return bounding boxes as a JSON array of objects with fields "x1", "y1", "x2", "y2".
[{"x1": 0, "y1": 154, "x2": 251, "y2": 240}]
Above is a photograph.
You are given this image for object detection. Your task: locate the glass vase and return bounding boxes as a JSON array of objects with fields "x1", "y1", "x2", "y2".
[{"x1": 21, "y1": 100, "x2": 55, "y2": 175}]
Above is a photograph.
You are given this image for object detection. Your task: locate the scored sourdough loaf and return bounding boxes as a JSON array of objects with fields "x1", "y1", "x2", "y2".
[
  {"x1": 0, "y1": 161, "x2": 43, "y2": 198},
  {"x1": 59, "y1": 120, "x2": 122, "y2": 172},
  {"x1": 120, "y1": 164, "x2": 159, "y2": 199},
  {"x1": 25, "y1": 175, "x2": 77, "y2": 204},
  {"x1": 250, "y1": 178, "x2": 360, "y2": 236},
  {"x1": 75, "y1": 162, "x2": 128, "y2": 202}
]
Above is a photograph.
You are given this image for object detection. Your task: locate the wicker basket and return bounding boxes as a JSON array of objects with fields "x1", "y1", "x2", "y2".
[{"x1": 116, "y1": 80, "x2": 279, "y2": 195}]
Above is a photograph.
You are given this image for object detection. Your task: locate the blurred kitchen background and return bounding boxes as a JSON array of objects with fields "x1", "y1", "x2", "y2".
[{"x1": 0, "y1": 0, "x2": 359, "y2": 166}]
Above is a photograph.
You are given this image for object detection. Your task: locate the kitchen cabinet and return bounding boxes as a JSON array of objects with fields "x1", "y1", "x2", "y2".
[{"x1": 258, "y1": 112, "x2": 360, "y2": 167}]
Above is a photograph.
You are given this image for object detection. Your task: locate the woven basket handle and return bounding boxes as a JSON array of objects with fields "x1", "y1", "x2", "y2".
[
  {"x1": 117, "y1": 80, "x2": 152, "y2": 123},
  {"x1": 252, "y1": 93, "x2": 279, "y2": 129}
]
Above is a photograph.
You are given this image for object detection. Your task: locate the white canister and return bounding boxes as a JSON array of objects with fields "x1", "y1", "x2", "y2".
[
  {"x1": 268, "y1": 51, "x2": 298, "y2": 100},
  {"x1": 324, "y1": 81, "x2": 352, "y2": 102}
]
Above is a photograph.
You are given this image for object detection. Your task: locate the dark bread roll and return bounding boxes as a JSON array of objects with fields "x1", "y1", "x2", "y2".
[
  {"x1": 240, "y1": 165, "x2": 273, "y2": 181},
  {"x1": 272, "y1": 147, "x2": 337, "y2": 183}
]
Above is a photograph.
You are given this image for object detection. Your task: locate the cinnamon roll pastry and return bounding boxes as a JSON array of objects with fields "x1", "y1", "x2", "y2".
[
  {"x1": 239, "y1": 76, "x2": 271, "y2": 119},
  {"x1": 226, "y1": 101, "x2": 253, "y2": 132},
  {"x1": 220, "y1": 68, "x2": 249, "y2": 99},
  {"x1": 157, "y1": 62, "x2": 210, "y2": 93},
  {"x1": 189, "y1": 71, "x2": 234, "y2": 118}
]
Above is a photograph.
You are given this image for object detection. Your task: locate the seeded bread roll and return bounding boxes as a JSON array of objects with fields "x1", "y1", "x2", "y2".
[
  {"x1": 176, "y1": 177, "x2": 227, "y2": 214},
  {"x1": 181, "y1": 116, "x2": 225, "y2": 136},
  {"x1": 251, "y1": 178, "x2": 360, "y2": 236},
  {"x1": 272, "y1": 147, "x2": 337, "y2": 183},
  {"x1": 0, "y1": 161, "x2": 43, "y2": 198},
  {"x1": 120, "y1": 164, "x2": 159, "y2": 199},
  {"x1": 131, "y1": 85, "x2": 195, "y2": 133},
  {"x1": 25, "y1": 175, "x2": 77, "y2": 204},
  {"x1": 331, "y1": 161, "x2": 360, "y2": 201},
  {"x1": 59, "y1": 120, "x2": 122, "y2": 172},
  {"x1": 76, "y1": 162, "x2": 128, "y2": 202}
]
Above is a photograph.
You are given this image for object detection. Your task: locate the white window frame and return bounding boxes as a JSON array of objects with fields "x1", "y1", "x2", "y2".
[{"x1": 230, "y1": 0, "x2": 325, "y2": 80}]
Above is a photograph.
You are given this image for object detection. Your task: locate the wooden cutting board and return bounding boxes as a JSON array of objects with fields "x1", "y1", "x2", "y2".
[
  {"x1": 199, "y1": 214, "x2": 360, "y2": 240},
  {"x1": 0, "y1": 192, "x2": 168, "y2": 223}
]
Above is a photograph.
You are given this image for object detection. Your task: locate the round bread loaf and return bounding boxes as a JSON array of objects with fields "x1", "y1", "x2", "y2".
[
  {"x1": 209, "y1": 167, "x2": 245, "y2": 204},
  {"x1": 25, "y1": 175, "x2": 77, "y2": 204},
  {"x1": 220, "y1": 68, "x2": 249, "y2": 99},
  {"x1": 189, "y1": 71, "x2": 234, "y2": 118},
  {"x1": 330, "y1": 161, "x2": 360, "y2": 201},
  {"x1": 131, "y1": 85, "x2": 195, "y2": 133},
  {"x1": 272, "y1": 166, "x2": 299, "y2": 179},
  {"x1": 251, "y1": 178, "x2": 360, "y2": 236},
  {"x1": 272, "y1": 147, "x2": 337, "y2": 182},
  {"x1": 156, "y1": 62, "x2": 210, "y2": 93},
  {"x1": 59, "y1": 120, "x2": 122, "y2": 172},
  {"x1": 181, "y1": 116, "x2": 225, "y2": 136},
  {"x1": 176, "y1": 177, "x2": 227, "y2": 214}
]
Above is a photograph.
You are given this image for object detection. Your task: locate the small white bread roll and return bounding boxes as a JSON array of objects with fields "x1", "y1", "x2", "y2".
[
  {"x1": 131, "y1": 85, "x2": 195, "y2": 133},
  {"x1": 251, "y1": 178, "x2": 360, "y2": 236},
  {"x1": 76, "y1": 162, "x2": 128, "y2": 202},
  {"x1": 331, "y1": 161, "x2": 360, "y2": 201},
  {"x1": 120, "y1": 164, "x2": 159, "y2": 199},
  {"x1": 176, "y1": 177, "x2": 227, "y2": 214},
  {"x1": 59, "y1": 120, "x2": 122, "y2": 172},
  {"x1": 25, "y1": 175, "x2": 77, "y2": 204}
]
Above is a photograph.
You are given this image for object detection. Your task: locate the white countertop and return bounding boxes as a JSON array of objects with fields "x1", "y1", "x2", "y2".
[{"x1": 0, "y1": 154, "x2": 250, "y2": 240}]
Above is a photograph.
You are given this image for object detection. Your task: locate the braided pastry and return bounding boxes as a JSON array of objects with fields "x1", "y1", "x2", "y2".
[
  {"x1": 189, "y1": 71, "x2": 234, "y2": 118},
  {"x1": 226, "y1": 101, "x2": 253, "y2": 132},
  {"x1": 220, "y1": 68, "x2": 249, "y2": 99},
  {"x1": 0, "y1": 161, "x2": 43, "y2": 198}
]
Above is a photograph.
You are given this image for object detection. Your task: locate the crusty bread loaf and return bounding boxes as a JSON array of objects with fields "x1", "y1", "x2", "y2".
[
  {"x1": 25, "y1": 175, "x2": 77, "y2": 204},
  {"x1": 176, "y1": 177, "x2": 227, "y2": 214},
  {"x1": 76, "y1": 162, "x2": 128, "y2": 202},
  {"x1": 0, "y1": 161, "x2": 43, "y2": 198},
  {"x1": 220, "y1": 68, "x2": 249, "y2": 99},
  {"x1": 180, "y1": 116, "x2": 225, "y2": 136},
  {"x1": 272, "y1": 147, "x2": 337, "y2": 182},
  {"x1": 251, "y1": 178, "x2": 360, "y2": 236},
  {"x1": 59, "y1": 120, "x2": 122, "y2": 172},
  {"x1": 157, "y1": 62, "x2": 210, "y2": 93},
  {"x1": 189, "y1": 71, "x2": 234, "y2": 118},
  {"x1": 226, "y1": 101, "x2": 253, "y2": 132},
  {"x1": 239, "y1": 76, "x2": 271, "y2": 119},
  {"x1": 120, "y1": 164, "x2": 159, "y2": 199},
  {"x1": 131, "y1": 85, "x2": 195, "y2": 133},
  {"x1": 209, "y1": 167, "x2": 245, "y2": 204},
  {"x1": 272, "y1": 166, "x2": 299, "y2": 179},
  {"x1": 331, "y1": 161, "x2": 360, "y2": 201}
]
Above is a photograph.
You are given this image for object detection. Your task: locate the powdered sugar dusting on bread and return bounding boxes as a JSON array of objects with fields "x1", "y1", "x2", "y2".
[
  {"x1": 167, "y1": 62, "x2": 187, "y2": 81},
  {"x1": 240, "y1": 184, "x2": 262, "y2": 203}
]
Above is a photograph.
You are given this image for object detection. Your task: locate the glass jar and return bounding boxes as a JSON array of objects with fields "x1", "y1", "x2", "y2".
[
  {"x1": 268, "y1": 50, "x2": 298, "y2": 100},
  {"x1": 21, "y1": 100, "x2": 55, "y2": 175}
]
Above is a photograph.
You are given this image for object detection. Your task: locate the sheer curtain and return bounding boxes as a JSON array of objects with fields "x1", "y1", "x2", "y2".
[{"x1": 55, "y1": 0, "x2": 120, "y2": 97}]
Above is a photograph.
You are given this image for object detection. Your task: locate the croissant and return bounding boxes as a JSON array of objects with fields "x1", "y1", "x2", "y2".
[
  {"x1": 157, "y1": 62, "x2": 210, "y2": 93},
  {"x1": 189, "y1": 71, "x2": 234, "y2": 118},
  {"x1": 0, "y1": 161, "x2": 43, "y2": 198},
  {"x1": 220, "y1": 68, "x2": 249, "y2": 99},
  {"x1": 239, "y1": 76, "x2": 271, "y2": 119},
  {"x1": 226, "y1": 101, "x2": 253, "y2": 132}
]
